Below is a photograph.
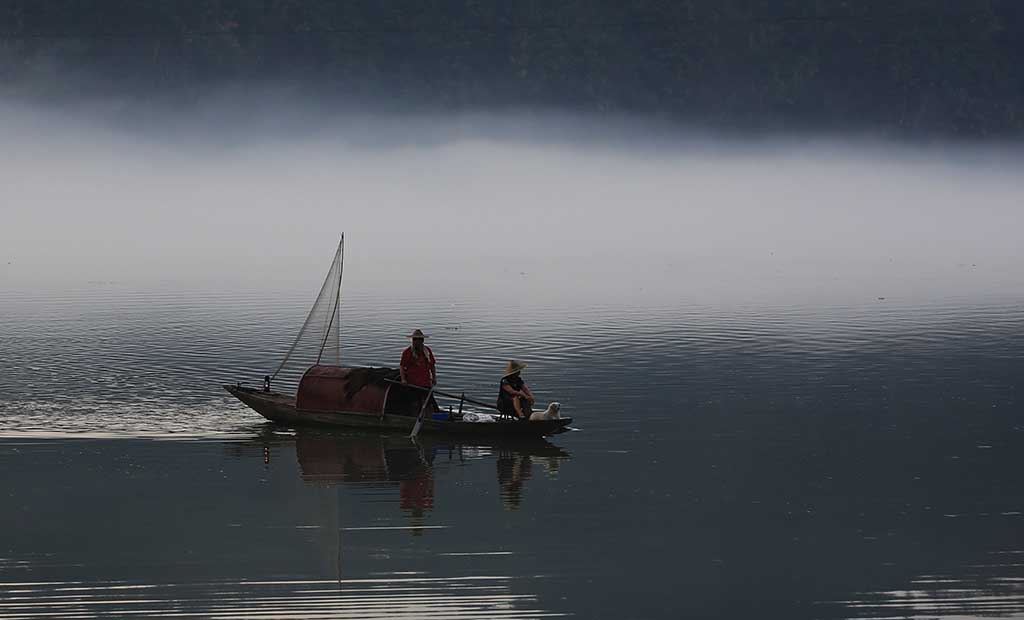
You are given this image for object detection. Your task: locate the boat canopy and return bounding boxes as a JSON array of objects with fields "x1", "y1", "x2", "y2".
[{"x1": 296, "y1": 366, "x2": 402, "y2": 414}]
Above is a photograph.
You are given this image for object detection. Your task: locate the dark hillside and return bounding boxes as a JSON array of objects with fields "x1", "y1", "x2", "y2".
[{"x1": 1, "y1": 1, "x2": 1022, "y2": 136}]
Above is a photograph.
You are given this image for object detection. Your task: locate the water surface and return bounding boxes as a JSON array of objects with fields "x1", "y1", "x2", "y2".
[{"x1": 1, "y1": 279, "x2": 1023, "y2": 619}]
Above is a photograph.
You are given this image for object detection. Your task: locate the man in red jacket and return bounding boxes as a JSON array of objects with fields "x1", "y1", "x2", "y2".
[{"x1": 399, "y1": 329, "x2": 436, "y2": 388}]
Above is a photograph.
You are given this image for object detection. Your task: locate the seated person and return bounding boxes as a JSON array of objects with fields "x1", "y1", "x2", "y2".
[{"x1": 496, "y1": 360, "x2": 535, "y2": 420}]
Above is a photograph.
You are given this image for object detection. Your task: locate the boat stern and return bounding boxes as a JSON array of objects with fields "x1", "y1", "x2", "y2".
[{"x1": 224, "y1": 383, "x2": 298, "y2": 423}]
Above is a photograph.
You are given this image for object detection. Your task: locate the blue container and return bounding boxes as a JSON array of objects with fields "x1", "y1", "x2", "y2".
[{"x1": 431, "y1": 413, "x2": 449, "y2": 421}]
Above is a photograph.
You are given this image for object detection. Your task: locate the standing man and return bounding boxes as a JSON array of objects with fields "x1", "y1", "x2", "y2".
[{"x1": 400, "y1": 329, "x2": 437, "y2": 388}]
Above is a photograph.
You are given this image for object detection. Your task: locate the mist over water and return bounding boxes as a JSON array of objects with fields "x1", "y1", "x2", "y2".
[{"x1": 2, "y1": 102, "x2": 1021, "y2": 308}]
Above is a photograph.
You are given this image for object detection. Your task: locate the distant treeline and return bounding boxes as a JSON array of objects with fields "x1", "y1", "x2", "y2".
[{"x1": 1, "y1": 1, "x2": 1022, "y2": 136}]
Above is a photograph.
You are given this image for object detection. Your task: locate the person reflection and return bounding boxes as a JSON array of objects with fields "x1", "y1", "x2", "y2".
[
  {"x1": 496, "y1": 448, "x2": 534, "y2": 510},
  {"x1": 294, "y1": 431, "x2": 435, "y2": 534},
  {"x1": 387, "y1": 441, "x2": 435, "y2": 536}
]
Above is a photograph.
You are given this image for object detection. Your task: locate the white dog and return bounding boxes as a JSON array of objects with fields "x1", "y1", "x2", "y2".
[{"x1": 529, "y1": 402, "x2": 561, "y2": 421}]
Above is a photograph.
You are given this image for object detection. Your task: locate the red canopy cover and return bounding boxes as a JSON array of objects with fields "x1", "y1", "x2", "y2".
[{"x1": 296, "y1": 366, "x2": 396, "y2": 414}]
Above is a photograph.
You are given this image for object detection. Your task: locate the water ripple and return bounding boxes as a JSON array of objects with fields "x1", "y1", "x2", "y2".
[
  {"x1": 0, "y1": 575, "x2": 565, "y2": 619},
  {"x1": 837, "y1": 558, "x2": 1024, "y2": 619}
]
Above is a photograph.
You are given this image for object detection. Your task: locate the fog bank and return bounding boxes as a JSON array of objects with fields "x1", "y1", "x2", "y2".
[{"x1": 1, "y1": 104, "x2": 1021, "y2": 306}]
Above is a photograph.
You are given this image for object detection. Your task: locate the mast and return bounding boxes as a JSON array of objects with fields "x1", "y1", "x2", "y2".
[
  {"x1": 317, "y1": 233, "x2": 344, "y2": 365},
  {"x1": 336, "y1": 234, "x2": 343, "y2": 366}
]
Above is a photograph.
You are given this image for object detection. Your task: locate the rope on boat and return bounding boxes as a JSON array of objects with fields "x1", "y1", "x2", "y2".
[{"x1": 271, "y1": 235, "x2": 345, "y2": 383}]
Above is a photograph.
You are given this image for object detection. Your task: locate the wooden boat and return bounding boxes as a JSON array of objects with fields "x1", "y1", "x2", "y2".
[
  {"x1": 224, "y1": 236, "x2": 572, "y2": 438},
  {"x1": 224, "y1": 367, "x2": 571, "y2": 437}
]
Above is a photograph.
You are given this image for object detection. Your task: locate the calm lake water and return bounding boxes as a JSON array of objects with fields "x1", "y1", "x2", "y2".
[{"x1": 1, "y1": 276, "x2": 1023, "y2": 619}]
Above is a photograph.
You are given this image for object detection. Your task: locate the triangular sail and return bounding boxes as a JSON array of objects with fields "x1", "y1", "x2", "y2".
[{"x1": 270, "y1": 235, "x2": 345, "y2": 392}]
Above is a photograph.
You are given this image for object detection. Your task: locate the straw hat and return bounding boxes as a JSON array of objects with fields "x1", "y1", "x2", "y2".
[
  {"x1": 502, "y1": 360, "x2": 527, "y2": 378},
  {"x1": 405, "y1": 329, "x2": 429, "y2": 340}
]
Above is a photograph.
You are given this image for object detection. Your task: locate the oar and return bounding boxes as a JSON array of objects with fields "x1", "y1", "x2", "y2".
[
  {"x1": 384, "y1": 379, "x2": 498, "y2": 411},
  {"x1": 409, "y1": 385, "x2": 435, "y2": 439}
]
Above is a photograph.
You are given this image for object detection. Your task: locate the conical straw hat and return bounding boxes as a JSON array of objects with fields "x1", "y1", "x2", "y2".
[{"x1": 502, "y1": 360, "x2": 527, "y2": 378}]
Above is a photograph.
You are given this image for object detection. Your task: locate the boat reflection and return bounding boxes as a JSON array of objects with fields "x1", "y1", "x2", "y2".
[
  {"x1": 225, "y1": 425, "x2": 574, "y2": 618},
  {"x1": 245, "y1": 424, "x2": 572, "y2": 522}
]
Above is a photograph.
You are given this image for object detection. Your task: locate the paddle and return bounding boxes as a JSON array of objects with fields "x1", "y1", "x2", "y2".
[
  {"x1": 384, "y1": 379, "x2": 499, "y2": 412},
  {"x1": 409, "y1": 384, "x2": 435, "y2": 438}
]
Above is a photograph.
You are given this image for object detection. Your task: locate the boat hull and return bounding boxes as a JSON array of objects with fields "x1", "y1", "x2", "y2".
[{"x1": 224, "y1": 385, "x2": 572, "y2": 437}]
